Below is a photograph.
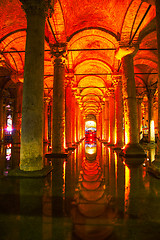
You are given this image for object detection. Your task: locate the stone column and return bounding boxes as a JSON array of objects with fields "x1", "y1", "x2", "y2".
[
  {"x1": 76, "y1": 100, "x2": 80, "y2": 143},
  {"x1": 118, "y1": 47, "x2": 145, "y2": 158},
  {"x1": 147, "y1": 0, "x2": 160, "y2": 176},
  {"x1": 43, "y1": 98, "x2": 50, "y2": 155},
  {"x1": 19, "y1": 0, "x2": 47, "y2": 172},
  {"x1": 114, "y1": 76, "x2": 124, "y2": 147},
  {"x1": 71, "y1": 93, "x2": 76, "y2": 144},
  {"x1": 0, "y1": 91, "x2": 4, "y2": 146},
  {"x1": 108, "y1": 88, "x2": 115, "y2": 145},
  {"x1": 101, "y1": 102, "x2": 105, "y2": 140},
  {"x1": 12, "y1": 82, "x2": 23, "y2": 168},
  {"x1": 51, "y1": 45, "x2": 66, "y2": 154},
  {"x1": 137, "y1": 97, "x2": 143, "y2": 141},
  {"x1": 122, "y1": 54, "x2": 138, "y2": 144},
  {"x1": 65, "y1": 80, "x2": 72, "y2": 148},
  {"x1": 105, "y1": 99, "x2": 109, "y2": 142},
  {"x1": 12, "y1": 82, "x2": 23, "y2": 146},
  {"x1": 75, "y1": 98, "x2": 79, "y2": 143},
  {"x1": 148, "y1": 89, "x2": 156, "y2": 143},
  {"x1": 43, "y1": 98, "x2": 49, "y2": 143}
]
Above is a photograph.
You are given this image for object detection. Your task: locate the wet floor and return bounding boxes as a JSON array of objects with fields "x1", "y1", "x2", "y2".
[{"x1": 0, "y1": 141, "x2": 160, "y2": 240}]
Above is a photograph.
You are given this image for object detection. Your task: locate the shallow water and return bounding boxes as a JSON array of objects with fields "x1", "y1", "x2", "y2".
[{"x1": 0, "y1": 141, "x2": 160, "y2": 240}]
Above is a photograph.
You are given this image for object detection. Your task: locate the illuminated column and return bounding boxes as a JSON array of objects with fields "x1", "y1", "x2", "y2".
[
  {"x1": 12, "y1": 82, "x2": 23, "y2": 168},
  {"x1": 50, "y1": 101, "x2": 53, "y2": 148},
  {"x1": 76, "y1": 101, "x2": 80, "y2": 142},
  {"x1": 105, "y1": 99, "x2": 109, "y2": 142},
  {"x1": 116, "y1": 45, "x2": 145, "y2": 157},
  {"x1": 108, "y1": 88, "x2": 115, "y2": 145},
  {"x1": 80, "y1": 111, "x2": 84, "y2": 140},
  {"x1": 65, "y1": 80, "x2": 72, "y2": 147},
  {"x1": 20, "y1": 0, "x2": 47, "y2": 171},
  {"x1": 71, "y1": 93, "x2": 76, "y2": 144},
  {"x1": 96, "y1": 114, "x2": 100, "y2": 139},
  {"x1": 147, "y1": 0, "x2": 160, "y2": 175},
  {"x1": 13, "y1": 82, "x2": 23, "y2": 145},
  {"x1": 75, "y1": 100, "x2": 79, "y2": 143},
  {"x1": 97, "y1": 112, "x2": 102, "y2": 140},
  {"x1": 114, "y1": 76, "x2": 124, "y2": 147},
  {"x1": 156, "y1": 0, "x2": 160, "y2": 158},
  {"x1": 148, "y1": 89, "x2": 156, "y2": 143},
  {"x1": 137, "y1": 97, "x2": 143, "y2": 141},
  {"x1": 43, "y1": 98, "x2": 49, "y2": 143},
  {"x1": 122, "y1": 54, "x2": 138, "y2": 144},
  {"x1": 102, "y1": 103, "x2": 105, "y2": 140},
  {"x1": 99, "y1": 111, "x2": 102, "y2": 140},
  {"x1": 50, "y1": 43, "x2": 66, "y2": 154},
  {"x1": 0, "y1": 91, "x2": 4, "y2": 145}
]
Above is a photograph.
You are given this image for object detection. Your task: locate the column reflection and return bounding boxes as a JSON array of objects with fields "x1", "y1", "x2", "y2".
[{"x1": 71, "y1": 140, "x2": 116, "y2": 240}]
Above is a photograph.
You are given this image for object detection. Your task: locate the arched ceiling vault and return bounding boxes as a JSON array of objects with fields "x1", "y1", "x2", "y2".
[{"x1": 0, "y1": 0, "x2": 158, "y2": 116}]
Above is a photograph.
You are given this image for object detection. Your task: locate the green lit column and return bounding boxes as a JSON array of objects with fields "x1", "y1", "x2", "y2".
[{"x1": 19, "y1": 0, "x2": 48, "y2": 172}]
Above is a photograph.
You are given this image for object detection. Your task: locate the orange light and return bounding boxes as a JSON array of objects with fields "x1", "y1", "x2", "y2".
[{"x1": 124, "y1": 165, "x2": 130, "y2": 213}]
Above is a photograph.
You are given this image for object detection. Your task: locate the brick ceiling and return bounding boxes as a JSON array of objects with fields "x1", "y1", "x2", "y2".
[{"x1": 0, "y1": 0, "x2": 157, "y2": 115}]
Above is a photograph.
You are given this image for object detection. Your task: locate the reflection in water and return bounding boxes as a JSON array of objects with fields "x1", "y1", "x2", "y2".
[
  {"x1": 85, "y1": 142, "x2": 97, "y2": 160},
  {"x1": 1, "y1": 140, "x2": 160, "y2": 240},
  {"x1": 124, "y1": 165, "x2": 130, "y2": 214},
  {"x1": 71, "y1": 141, "x2": 116, "y2": 240}
]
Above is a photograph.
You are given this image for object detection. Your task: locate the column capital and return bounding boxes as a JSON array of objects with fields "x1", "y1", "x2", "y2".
[
  {"x1": 107, "y1": 88, "x2": 115, "y2": 97},
  {"x1": 115, "y1": 44, "x2": 139, "y2": 60},
  {"x1": 148, "y1": 88, "x2": 156, "y2": 99},
  {"x1": 20, "y1": 0, "x2": 51, "y2": 16},
  {"x1": 65, "y1": 77, "x2": 72, "y2": 87},
  {"x1": 112, "y1": 74, "x2": 122, "y2": 87},
  {"x1": 50, "y1": 42, "x2": 67, "y2": 61}
]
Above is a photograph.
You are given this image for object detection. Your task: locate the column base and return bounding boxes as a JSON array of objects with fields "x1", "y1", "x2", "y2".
[
  {"x1": 113, "y1": 143, "x2": 124, "y2": 150},
  {"x1": 147, "y1": 160, "x2": 160, "y2": 179},
  {"x1": 68, "y1": 146, "x2": 77, "y2": 151},
  {"x1": 45, "y1": 152, "x2": 68, "y2": 158},
  {"x1": 4, "y1": 165, "x2": 53, "y2": 178},
  {"x1": 120, "y1": 143, "x2": 146, "y2": 157},
  {"x1": 119, "y1": 143, "x2": 146, "y2": 167}
]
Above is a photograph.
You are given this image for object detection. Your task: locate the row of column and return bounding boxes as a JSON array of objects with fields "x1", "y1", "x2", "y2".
[
  {"x1": 19, "y1": 0, "x2": 84, "y2": 172},
  {"x1": 98, "y1": 76, "x2": 124, "y2": 147},
  {"x1": 99, "y1": 49, "x2": 156, "y2": 156},
  {"x1": 18, "y1": 0, "x2": 159, "y2": 172}
]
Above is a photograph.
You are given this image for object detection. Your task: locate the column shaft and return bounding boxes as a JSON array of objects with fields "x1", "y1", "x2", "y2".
[
  {"x1": 137, "y1": 98, "x2": 143, "y2": 141},
  {"x1": 52, "y1": 58, "x2": 65, "y2": 153},
  {"x1": 148, "y1": 95, "x2": 155, "y2": 142},
  {"x1": 43, "y1": 100, "x2": 49, "y2": 143},
  {"x1": 115, "y1": 79, "x2": 124, "y2": 146},
  {"x1": 122, "y1": 54, "x2": 139, "y2": 144},
  {"x1": 20, "y1": 4, "x2": 45, "y2": 171},
  {"x1": 156, "y1": 0, "x2": 160, "y2": 155},
  {"x1": 0, "y1": 92, "x2": 4, "y2": 144},
  {"x1": 109, "y1": 92, "x2": 115, "y2": 144},
  {"x1": 65, "y1": 83, "x2": 72, "y2": 147},
  {"x1": 105, "y1": 100, "x2": 109, "y2": 142}
]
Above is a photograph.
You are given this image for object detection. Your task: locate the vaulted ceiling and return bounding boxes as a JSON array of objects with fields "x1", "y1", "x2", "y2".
[{"x1": 0, "y1": 0, "x2": 157, "y2": 115}]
